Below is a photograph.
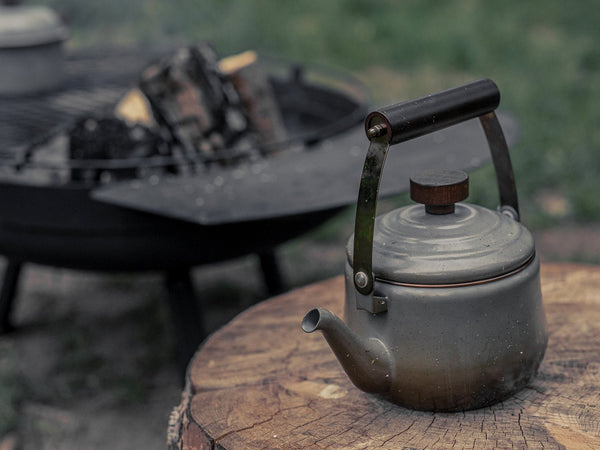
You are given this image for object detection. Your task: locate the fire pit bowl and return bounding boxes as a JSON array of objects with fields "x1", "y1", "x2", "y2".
[
  {"x1": 0, "y1": 56, "x2": 368, "y2": 271},
  {"x1": 0, "y1": 48, "x2": 372, "y2": 366}
]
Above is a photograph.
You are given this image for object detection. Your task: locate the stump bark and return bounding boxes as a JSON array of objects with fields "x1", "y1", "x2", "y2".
[{"x1": 168, "y1": 263, "x2": 600, "y2": 449}]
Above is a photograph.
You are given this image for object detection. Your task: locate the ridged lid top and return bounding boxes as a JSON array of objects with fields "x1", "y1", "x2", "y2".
[
  {"x1": 347, "y1": 202, "x2": 535, "y2": 285},
  {"x1": 0, "y1": 5, "x2": 68, "y2": 48}
]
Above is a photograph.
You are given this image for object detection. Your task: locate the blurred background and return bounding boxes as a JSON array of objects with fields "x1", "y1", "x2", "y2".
[
  {"x1": 1, "y1": 1, "x2": 599, "y2": 448},
  {"x1": 34, "y1": 0, "x2": 600, "y2": 229}
]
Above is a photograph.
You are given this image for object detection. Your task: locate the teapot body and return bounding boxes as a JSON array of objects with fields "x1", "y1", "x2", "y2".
[
  {"x1": 343, "y1": 253, "x2": 547, "y2": 411},
  {"x1": 302, "y1": 80, "x2": 549, "y2": 413}
]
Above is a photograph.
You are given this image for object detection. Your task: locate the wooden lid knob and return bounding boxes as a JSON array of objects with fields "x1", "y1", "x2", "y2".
[{"x1": 410, "y1": 169, "x2": 469, "y2": 214}]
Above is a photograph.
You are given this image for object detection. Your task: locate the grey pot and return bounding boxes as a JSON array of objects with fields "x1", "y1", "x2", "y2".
[{"x1": 0, "y1": 3, "x2": 68, "y2": 95}]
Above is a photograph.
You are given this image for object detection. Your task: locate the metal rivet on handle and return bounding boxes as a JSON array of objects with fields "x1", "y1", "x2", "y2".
[
  {"x1": 354, "y1": 271, "x2": 369, "y2": 289},
  {"x1": 366, "y1": 124, "x2": 387, "y2": 139}
]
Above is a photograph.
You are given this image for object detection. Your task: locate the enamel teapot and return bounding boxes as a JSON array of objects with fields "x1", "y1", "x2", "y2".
[{"x1": 302, "y1": 79, "x2": 547, "y2": 412}]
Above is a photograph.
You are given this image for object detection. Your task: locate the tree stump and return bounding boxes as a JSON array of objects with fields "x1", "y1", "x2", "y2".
[{"x1": 168, "y1": 263, "x2": 600, "y2": 449}]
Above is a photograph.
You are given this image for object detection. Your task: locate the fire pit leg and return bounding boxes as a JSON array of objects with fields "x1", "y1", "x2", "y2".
[
  {"x1": 164, "y1": 269, "x2": 206, "y2": 375},
  {"x1": 0, "y1": 260, "x2": 22, "y2": 334},
  {"x1": 258, "y1": 249, "x2": 285, "y2": 296}
]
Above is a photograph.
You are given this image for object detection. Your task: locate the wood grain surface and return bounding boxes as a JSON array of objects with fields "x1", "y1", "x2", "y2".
[{"x1": 168, "y1": 263, "x2": 600, "y2": 449}]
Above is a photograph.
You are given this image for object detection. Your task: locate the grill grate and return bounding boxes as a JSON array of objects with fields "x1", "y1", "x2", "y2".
[
  {"x1": 0, "y1": 48, "x2": 165, "y2": 153},
  {"x1": 0, "y1": 48, "x2": 369, "y2": 188}
]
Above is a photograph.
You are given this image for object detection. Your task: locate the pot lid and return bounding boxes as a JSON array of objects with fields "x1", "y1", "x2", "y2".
[
  {"x1": 347, "y1": 201, "x2": 535, "y2": 285},
  {"x1": 0, "y1": 4, "x2": 68, "y2": 48}
]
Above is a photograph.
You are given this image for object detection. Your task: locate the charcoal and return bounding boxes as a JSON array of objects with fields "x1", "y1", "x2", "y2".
[{"x1": 68, "y1": 116, "x2": 170, "y2": 182}]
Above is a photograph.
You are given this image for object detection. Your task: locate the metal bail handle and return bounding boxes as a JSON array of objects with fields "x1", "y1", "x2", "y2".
[{"x1": 353, "y1": 78, "x2": 520, "y2": 312}]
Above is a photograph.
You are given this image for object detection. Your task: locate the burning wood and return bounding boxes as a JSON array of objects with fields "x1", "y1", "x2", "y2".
[
  {"x1": 134, "y1": 42, "x2": 288, "y2": 165},
  {"x1": 220, "y1": 50, "x2": 288, "y2": 150},
  {"x1": 65, "y1": 41, "x2": 288, "y2": 183}
]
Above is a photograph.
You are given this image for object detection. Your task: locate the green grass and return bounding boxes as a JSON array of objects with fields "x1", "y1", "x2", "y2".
[{"x1": 39, "y1": 0, "x2": 600, "y2": 227}]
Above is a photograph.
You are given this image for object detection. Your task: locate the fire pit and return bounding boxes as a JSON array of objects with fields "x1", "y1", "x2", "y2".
[
  {"x1": 0, "y1": 49, "x2": 368, "y2": 269},
  {"x1": 0, "y1": 47, "x2": 519, "y2": 368},
  {"x1": 0, "y1": 47, "x2": 371, "y2": 366}
]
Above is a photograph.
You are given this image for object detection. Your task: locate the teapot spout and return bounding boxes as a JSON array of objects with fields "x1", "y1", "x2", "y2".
[{"x1": 302, "y1": 308, "x2": 392, "y2": 394}]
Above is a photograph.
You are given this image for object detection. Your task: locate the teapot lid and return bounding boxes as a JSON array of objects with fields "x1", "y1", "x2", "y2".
[
  {"x1": 0, "y1": 3, "x2": 68, "y2": 48},
  {"x1": 347, "y1": 170, "x2": 535, "y2": 285}
]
